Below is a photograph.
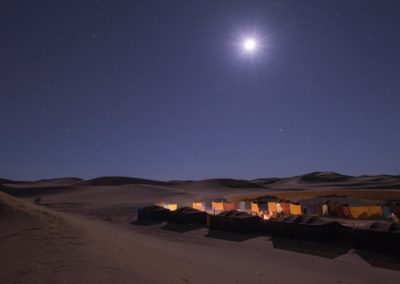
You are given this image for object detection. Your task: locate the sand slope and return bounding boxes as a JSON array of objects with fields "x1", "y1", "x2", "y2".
[{"x1": 1, "y1": 191, "x2": 400, "y2": 283}]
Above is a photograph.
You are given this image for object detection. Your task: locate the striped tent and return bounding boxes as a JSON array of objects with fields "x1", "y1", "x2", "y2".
[
  {"x1": 223, "y1": 201, "x2": 235, "y2": 211},
  {"x1": 268, "y1": 202, "x2": 277, "y2": 213},
  {"x1": 192, "y1": 202, "x2": 205, "y2": 211},
  {"x1": 251, "y1": 201, "x2": 260, "y2": 213},
  {"x1": 368, "y1": 206, "x2": 383, "y2": 218},
  {"x1": 212, "y1": 201, "x2": 224, "y2": 211},
  {"x1": 290, "y1": 203, "x2": 302, "y2": 215}
]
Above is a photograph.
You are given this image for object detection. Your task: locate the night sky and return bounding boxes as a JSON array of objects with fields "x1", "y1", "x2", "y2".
[{"x1": 1, "y1": 1, "x2": 399, "y2": 180}]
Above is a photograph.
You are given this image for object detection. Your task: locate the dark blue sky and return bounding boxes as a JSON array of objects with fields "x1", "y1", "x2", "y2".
[{"x1": 1, "y1": 0, "x2": 399, "y2": 180}]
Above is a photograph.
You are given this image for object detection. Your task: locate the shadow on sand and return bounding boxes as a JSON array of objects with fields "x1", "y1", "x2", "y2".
[
  {"x1": 356, "y1": 249, "x2": 400, "y2": 271},
  {"x1": 272, "y1": 237, "x2": 351, "y2": 259},
  {"x1": 161, "y1": 222, "x2": 204, "y2": 233},
  {"x1": 206, "y1": 229, "x2": 263, "y2": 242},
  {"x1": 131, "y1": 219, "x2": 166, "y2": 226}
]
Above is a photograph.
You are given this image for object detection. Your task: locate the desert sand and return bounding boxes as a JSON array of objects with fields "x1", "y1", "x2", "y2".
[{"x1": 1, "y1": 172, "x2": 400, "y2": 283}]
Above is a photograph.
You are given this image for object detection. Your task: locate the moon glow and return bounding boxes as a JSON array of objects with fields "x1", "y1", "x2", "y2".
[{"x1": 243, "y1": 38, "x2": 257, "y2": 52}]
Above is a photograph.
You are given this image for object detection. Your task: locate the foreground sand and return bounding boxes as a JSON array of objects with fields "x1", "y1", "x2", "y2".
[{"x1": 1, "y1": 181, "x2": 400, "y2": 284}]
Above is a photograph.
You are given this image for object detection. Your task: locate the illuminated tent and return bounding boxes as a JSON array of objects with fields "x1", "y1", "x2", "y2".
[
  {"x1": 223, "y1": 201, "x2": 235, "y2": 211},
  {"x1": 268, "y1": 202, "x2": 277, "y2": 213},
  {"x1": 137, "y1": 205, "x2": 171, "y2": 221},
  {"x1": 367, "y1": 206, "x2": 383, "y2": 218},
  {"x1": 212, "y1": 201, "x2": 224, "y2": 211},
  {"x1": 290, "y1": 203, "x2": 302, "y2": 215},
  {"x1": 158, "y1": 202, "x2": 177, "y2": 211},
  {"x1": 349, "y1": 206, "x2": 369, "y2": 219},
  {"x1": 168, "y1": 207, "x2": 207, "y2": 225},
  {"x1": 192, "y1": 202, "x2": 205, "y2": 211},
  {"x1": 208, "y1": 210, "x2": 264, "y2": 233},
  {"x1": 251, "y1": 201, "x2": 260, "y2": 213},
  {"x1": 280, "y1": 201, "x2": 290, "y2": 214}
]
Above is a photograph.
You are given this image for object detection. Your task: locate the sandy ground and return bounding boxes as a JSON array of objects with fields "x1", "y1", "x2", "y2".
[{"x1": 1, "y1": 174, "x2": 400, "y2": 283}]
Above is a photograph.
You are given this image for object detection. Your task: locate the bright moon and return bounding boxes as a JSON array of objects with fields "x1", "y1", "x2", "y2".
[{"x1": 243, "y1": 38, "x2": 257, "y2": 52}]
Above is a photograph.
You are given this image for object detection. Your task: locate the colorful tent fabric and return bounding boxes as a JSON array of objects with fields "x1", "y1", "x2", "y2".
[
  {"x1": 268, "y1": 202, "x2": 277, "y2": 213},
  {"x1": 223, "y1": 201, "x2": 235, "y2": 211},
  {"x1": 368, "y1": 206, "x2": 382, "y2": 218},
  {"x1": 251, "y1": 202, "x2": 260, "y2": 213},
  {"x1": 192, "y1": 202, "x2": 205, "y2": 211},
  {"x1": 290, "y1": 203, "x2": 302, "y2": 215},
  {"x1": 212, "y1": 201, "x2": 224, "y2": 211},
  {"x1": 349, "y1": 206, "x2": 369, "y2": 219},
  {"x1": 280, "y1": 202, "x2": 290, "y2": 214}
]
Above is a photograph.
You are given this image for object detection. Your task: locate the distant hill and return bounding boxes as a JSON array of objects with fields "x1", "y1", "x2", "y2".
[
  {"x1": 77, "y1": 176, "x2": 174, "y2": 187},
  {"x1": 1, "y1": 172, "x2": 400, "y2": 198},
  {"x1": 0, "y1": 178, "x2": 16, "y2": 184},
  {"x1": 298, "y1": 171, "x2": 351, "y2": 183}
]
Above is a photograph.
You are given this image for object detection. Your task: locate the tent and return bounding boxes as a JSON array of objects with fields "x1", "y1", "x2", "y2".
[
  {"x1": 238, "y1": 200, "x2": 251, "y2": 211},
  {"x1": 259, "y1": 202, "x2": 267, "y2": 212},
  {"x1": 270, "y1": 215, "x2": 341, "y2": 242},
  {"x1": 327, "y1": 201, "x2": 340, "y2": 216},
  {"x1": 337, "y1": 204, "x2": 351, "y2": 218},
  {"x1": 367, "y1": 206, "x2": 383, "y2": 219},
  {"x1": 354, "y1": 221, "x2": 400, "y2": 254},
  {"x1": 268, "y1": 202, "x2": 277, "y2": 213},
  {"x1": 168, "y1": 207, "x2": 207, "y2": 225},
  {"x1": 382, "y1": 206, "x2": 391, "y2": 219},
  {"x1": 137, "y1": 205, "x2": 171, "y2": 221},
  {"x1": 313, "y1": 203, "x2": 323, "y2": 216},
  {"x1": 280, "y1": 201, "x2": 290, "y2": 214},
  {"x1": 223, "y1": 201, "x2": 235, "y2": 211},
  {"x1": 212, "y1": 201, "x2": 224, "y2": 211},
  {"x1": 251, "y1": 201, "x2": 260, "y2": 213},
  {"x1": 192, "y1": 202, "x2": 205, "y2": 211},
  {"x1": 208, "y1": 210, "x2": 264, "y2": 233},
  {"x1": 158, "y1": 202, "x2": 177, "y2": 211},
  {"x1": 349, "y1": 206, "x2": 370, "y2": 219},
  {"x1": 290, "y1": 203, "x2": 302, "y2": 215}
]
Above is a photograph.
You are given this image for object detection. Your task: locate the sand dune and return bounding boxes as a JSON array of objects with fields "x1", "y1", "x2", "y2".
[
  {"x1": 2, "y1": 191, "x2": 400, "y2": 284},
  {"x1": 77, "y1": 176, "x2": 174, "y2": 187}
]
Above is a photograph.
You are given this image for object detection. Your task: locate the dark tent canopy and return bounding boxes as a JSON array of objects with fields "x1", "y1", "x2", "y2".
[
  {"x1": 208, "y1": 210, "x2": 265, "y2": 233},
  {"x1": 168, "y1": 207, "x2": 207, "y2": 225},
  {"x1": 137, "y1": 205, "x2": 171, "y2": 221},
  {"x1": 354, "y1": 221, "x2": 400, "y2": 254},
  {"x1": 270, "y1": 215, "x2": 342, "y2": 242}
]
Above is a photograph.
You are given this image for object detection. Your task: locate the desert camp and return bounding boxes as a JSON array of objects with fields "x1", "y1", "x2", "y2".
[{"x1": 136, "y1": 193, "x2": 400, "y2": 254}]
